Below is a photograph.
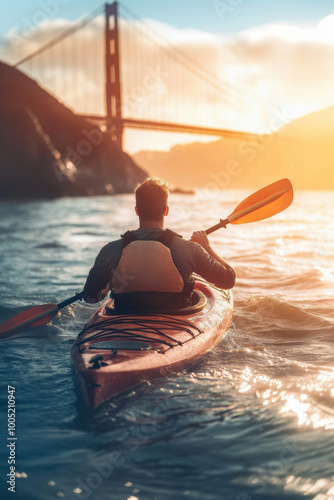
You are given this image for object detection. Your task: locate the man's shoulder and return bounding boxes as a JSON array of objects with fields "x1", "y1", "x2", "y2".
[
  {"x1": 99, "y1": 238, "x2": 123, "y2": 257},
  {"x1": 168, "y1": 231, "x2": 194, "y2": 244}
]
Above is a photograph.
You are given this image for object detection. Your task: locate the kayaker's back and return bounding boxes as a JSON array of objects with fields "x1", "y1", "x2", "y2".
[{"x1": 83, "y1": 228, "x2": 235, "y2": 310}]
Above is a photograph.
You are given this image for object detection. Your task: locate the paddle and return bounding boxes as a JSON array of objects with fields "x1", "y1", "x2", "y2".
[
  {"x1": 205, "y1": 178, "x2": 293, "y2": 234},
  {"x1": 0, "y1": 292, "x2": 83, "y2": 340},
  {"x1": 0, "y1": 178, "x2": 293, "y2": 340}
]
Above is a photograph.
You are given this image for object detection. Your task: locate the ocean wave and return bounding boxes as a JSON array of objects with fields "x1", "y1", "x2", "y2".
[{"x1": 233, "y1": 294, "x2": 334, "y2": 339}]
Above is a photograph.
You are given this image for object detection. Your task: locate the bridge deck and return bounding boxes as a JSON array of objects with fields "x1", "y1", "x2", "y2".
[{"x1": 78, "y1": 115, "x2": 265, "y2": 141}]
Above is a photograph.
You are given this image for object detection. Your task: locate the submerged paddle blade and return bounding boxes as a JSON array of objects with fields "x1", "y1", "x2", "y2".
[
  {"x1": 228, "y1": 178, "x2": 293, "y2": 224},
  {"x1": 0, "y1": 304, "x2": 59, "y2": 339}
]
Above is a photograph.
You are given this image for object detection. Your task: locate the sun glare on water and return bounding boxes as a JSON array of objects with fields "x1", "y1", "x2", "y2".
[{"x1": 238, "y1": 362, "x2": 334, "y2": 430}]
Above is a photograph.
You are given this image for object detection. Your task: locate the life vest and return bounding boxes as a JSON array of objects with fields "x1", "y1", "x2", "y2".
[{"x1": 112, "y1": 229, "x2": 193, "y2": 310}]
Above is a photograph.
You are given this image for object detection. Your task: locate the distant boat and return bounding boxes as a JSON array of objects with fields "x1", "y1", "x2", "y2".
[{"x1": 169, "y1": 185, "x2": 195, "y2": 194}]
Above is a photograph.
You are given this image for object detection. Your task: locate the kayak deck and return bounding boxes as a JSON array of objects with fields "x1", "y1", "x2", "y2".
[{"x1": 71, "y1": 281, "x2": 233, "y2": 409}]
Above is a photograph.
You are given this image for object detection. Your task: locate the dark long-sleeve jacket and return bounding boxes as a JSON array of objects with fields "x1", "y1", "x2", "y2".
[{"x1": 83, "y1": 228, "x2": 235, "y2": 301}]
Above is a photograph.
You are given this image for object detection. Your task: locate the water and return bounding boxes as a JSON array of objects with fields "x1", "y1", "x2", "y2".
[{"x1": 1, "y1": 190, "x2": 334, "y2": 500}]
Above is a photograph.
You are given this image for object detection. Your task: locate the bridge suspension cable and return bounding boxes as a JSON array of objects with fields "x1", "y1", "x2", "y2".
[
  {"x1": 118, "y1": 1, "x2": 267, "y2": 119},
  {"x1": 13, "y1": 4, "x2": 105, "y2": 68}
]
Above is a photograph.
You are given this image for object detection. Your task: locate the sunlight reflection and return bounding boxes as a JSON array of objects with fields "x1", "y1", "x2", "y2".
[
  {"x1": 275, "y1": 238, "x2": 286, "y2": 256},
  {"x1": 315, "y1": 265, "x2": 334, "y2": 283},
  {"x1": 238, "y1": 364, "x2": 334, "y2": 430},
  {"x1": 285, "y1": 475, "x2": 334, "y2": 497}
]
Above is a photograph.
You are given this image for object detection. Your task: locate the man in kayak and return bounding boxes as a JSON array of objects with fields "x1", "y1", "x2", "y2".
[{"x1": 83, "y1": 178, "x2": 235, "y2": 310}]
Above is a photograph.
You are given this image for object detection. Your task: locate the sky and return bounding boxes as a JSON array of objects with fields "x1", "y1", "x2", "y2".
[
  {"x1": 1, "y1": 0, "x2": 334, "y2": 37},
  {"x1": 1, "y1": 0, "x2": 334, "y2": 153}
]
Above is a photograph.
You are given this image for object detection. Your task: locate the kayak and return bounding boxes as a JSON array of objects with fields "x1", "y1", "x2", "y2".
[
  {"x1": 71, "y1": 280, "x2": 233, "y2": 409},
  {"x1": 72, "y1": 280, "x2": 233, "y2": 408}
]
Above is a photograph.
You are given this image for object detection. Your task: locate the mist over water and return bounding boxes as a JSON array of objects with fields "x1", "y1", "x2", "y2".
[{"x1": 1, "y1": 189, "x2": 334, "y2": 500}]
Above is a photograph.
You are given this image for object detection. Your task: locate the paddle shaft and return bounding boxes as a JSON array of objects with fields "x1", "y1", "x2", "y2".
[
  {"x1": 58, "y1": 292, "x2": 84, "y2": 310},
  {"x1": 205, "y1": 219, "x2": 229, "y2": 235}
]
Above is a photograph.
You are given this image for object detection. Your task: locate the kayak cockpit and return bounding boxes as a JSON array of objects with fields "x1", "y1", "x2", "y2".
[{"x1": 105, "y1": 289, "x2": 207, "y2": 316}]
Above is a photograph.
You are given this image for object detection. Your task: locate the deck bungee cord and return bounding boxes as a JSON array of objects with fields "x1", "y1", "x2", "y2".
[{"x1": 75, "y1": 315, "x2": 203, "y2": 353}]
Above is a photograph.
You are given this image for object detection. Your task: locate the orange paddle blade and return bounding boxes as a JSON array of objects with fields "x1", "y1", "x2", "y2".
[
  {"x1": 228, "y1": 178, "x2": 293, "y2": 224},
  {"x1": 0, "y1": 304, "x2": 59, "y2": 339}
]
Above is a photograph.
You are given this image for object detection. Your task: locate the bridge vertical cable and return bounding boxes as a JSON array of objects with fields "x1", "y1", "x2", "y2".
[{"x1": 14, "y1": 4, "x2": 105, "y2": 117}]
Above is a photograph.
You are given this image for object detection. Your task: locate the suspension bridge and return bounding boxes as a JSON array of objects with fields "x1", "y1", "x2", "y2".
[{"x1": 13, "y1": 2, "x2": 264, "y2": 151}]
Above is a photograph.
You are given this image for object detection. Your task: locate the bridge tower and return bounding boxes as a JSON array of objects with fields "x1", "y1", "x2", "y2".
[{"x1": 105, "y1": 2, "x2": 123, "y2": 149}]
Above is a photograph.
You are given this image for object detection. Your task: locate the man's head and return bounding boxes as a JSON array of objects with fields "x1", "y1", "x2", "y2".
[{"x1": 135, "y1": 177, "x2": 169, "y2": 224}]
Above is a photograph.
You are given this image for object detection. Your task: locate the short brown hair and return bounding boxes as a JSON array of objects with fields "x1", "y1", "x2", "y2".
[{"x1": 135, "y1": 178, "x2": 169, "y2": 221}]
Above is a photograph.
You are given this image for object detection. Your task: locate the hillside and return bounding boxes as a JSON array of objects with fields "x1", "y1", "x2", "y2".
[
  {"x1": 134, "y1": 106, "x2": 334, "y2": 190},
  {"x1": 0, "y1": 62, "x2": 147, "y2": 198}
]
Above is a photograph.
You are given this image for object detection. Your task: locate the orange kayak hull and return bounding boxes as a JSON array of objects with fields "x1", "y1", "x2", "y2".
[{"x1": 71, "y1": 281, "x2": 233, "y2": 409}]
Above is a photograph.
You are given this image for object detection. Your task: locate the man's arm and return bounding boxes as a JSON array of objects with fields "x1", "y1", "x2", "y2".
[
  {"x1": 83, "y1": 247, "x2": 110, "y2": 303},
  {"x1": 191, "y1": 230, "x2": 236, "y2": 289},
  {"x1": 84, "y1": 284, "x2": 109, "y2": 304}
]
